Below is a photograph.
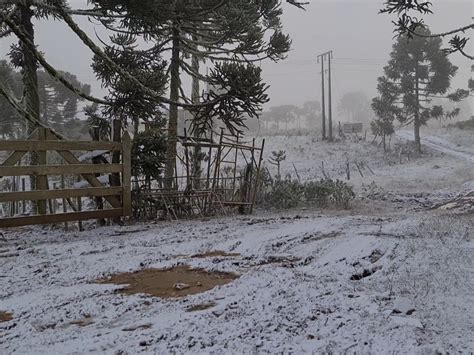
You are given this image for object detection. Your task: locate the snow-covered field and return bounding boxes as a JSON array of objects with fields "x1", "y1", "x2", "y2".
[
  {"x1": 259, "y1": 128, "x2": 474, "y2": 194},
  {"x1": 1, "y1": 128, "x2": 473, "y2": 354}
]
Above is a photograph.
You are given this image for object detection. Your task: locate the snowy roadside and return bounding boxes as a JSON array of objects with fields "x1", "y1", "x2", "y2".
[
  {"x1": 396, "y1": 130, "x2": 474, "y2": 164},
  {"x1": 1, "y1": 206, "x2": 473, "y2": 354}
]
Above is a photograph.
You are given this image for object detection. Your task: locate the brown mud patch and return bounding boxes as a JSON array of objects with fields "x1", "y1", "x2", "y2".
[
  {"x1": 0, "y1": 311, "x2": 13, "y2": 323},
  {"x1": 186, "y1": 301, "x2": 218, "y2": 312},
  {"x1": 191, "y1": 251, "x2": 241, "y2": 258},
  {"x1": 98, "y1": 265, "x2": 239, "y2": 298},
  {"x1": 70, "y1": 316, "x2": 94, "y2": 327}
]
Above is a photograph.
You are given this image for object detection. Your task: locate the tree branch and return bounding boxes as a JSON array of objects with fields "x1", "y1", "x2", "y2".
[
  {"x1": 0, "y1": 82, "x2": 65, "y2": 139},
  {"x1": 1, "y1": 12, "x2": 110, "y2": 105}
]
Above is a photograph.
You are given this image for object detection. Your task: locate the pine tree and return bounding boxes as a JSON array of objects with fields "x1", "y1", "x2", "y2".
[
  {"x1": 380, "y1": 0, "x2": 473, "y2": 60},
  {"x1": 91, "y1": 33, "x2": 168, "y2": 135},
  {"x1": 0, "y1": 60, "x2": 91, "y2": 138},
  {"x1": 0, "y1": 60, "x2": 23, "y2": 138},
  {"x1": 89, "y1": 0, "x2": 292, "y2": 187},
  {"x1": 376, "y1": 28, "x2": 467, "y2": 153},
  {"x1": 371, "y1": 78, "x2": 399, "y2": 151}
]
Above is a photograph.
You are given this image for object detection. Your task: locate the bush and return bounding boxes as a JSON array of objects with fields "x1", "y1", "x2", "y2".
[
  {"x1": 257, "y1": 175, "x2": 355, "y2": 210},
  {"x1": 132, "y1": 130, "x2": 167, "y2": 182}
]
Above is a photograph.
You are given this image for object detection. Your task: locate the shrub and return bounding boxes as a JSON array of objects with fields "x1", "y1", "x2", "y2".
[
  {"x1": 257, "y1": 175, "x2": 355, "y2": 210},
  {"x1": 132, "y1": 130, "x2": 167, "y2": 183}
]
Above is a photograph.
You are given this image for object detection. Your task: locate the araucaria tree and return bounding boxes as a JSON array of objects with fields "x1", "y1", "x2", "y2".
[
  {"x1": 380, "y1": 0, "x2": 473, "y2": 60},
  {"x1": 374, "y1": 27, "x2": 467, "y2": 153},
  {"x1": 90, "y1": 33, "x2": 168, "y2": 135},
  {"x1": 89, "y1": 0, "x2": 292, "y2": 188},
  {"x1": 371, "y1": 77, "x2": 399, "y2": 151}
]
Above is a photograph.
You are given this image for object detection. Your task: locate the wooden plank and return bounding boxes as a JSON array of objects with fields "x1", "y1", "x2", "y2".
[
  {"x1": 61, "y1": 175, "x2": 68, "y2": 231},
  {"x1": 45, "y1": 130, "x2": 122, "y2": 209},
  {"x1": 0, "y1": 140, "x2": 123, "y2": 151},
  {"x1": 121, "y1": 132, "x2": 132, "y2": 217},
  {"x1": 1, "y1": 150, "x2": 27, "y2": 167},
  {"x1": 36, "y1": 128, "x2": 48, "y2": 215},
  {"x1": 0, "y1": 164, "x2": 123, "y2": 177},
  {"x1": 0, "y1": 129, "x2": 36, "y2": 178},
  {"x1": 0, "y1": 187, "x2": 123, "y2": 203},
  {"x1": 0, "y1": 208, "x2": 124, "y2": 228},
  {"x1": 59, "y1": 152, "x2": 122, "y2": 208}
]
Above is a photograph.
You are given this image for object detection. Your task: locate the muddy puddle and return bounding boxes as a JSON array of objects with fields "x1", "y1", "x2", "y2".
[
  {"x1": 98, "y1": 265, "x2": 239, "y2": 298},
  {"x1": 0, "y1": 311, "x2": 13, "y2": 323}
]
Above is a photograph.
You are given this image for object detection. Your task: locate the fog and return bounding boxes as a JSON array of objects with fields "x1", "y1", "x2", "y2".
[{"x1": 0, "y1": 0, "x2": 472, "y2": 113}]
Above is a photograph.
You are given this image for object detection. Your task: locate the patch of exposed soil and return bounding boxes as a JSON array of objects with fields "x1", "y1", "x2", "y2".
[
  {"x1": 70, "y1": 316, "x2": 94, "y2": 327},
  {"x1": 350, "y1": 265, "x2": 382, "y2": 281},
  {"x1": 122, "y1": 324, "x2": 152, "y2": 332},
  {"x1": 191, "y1": 251, "x2": 241, "y2": 258},
  {"x1": 0, "y1": 311, "x2": 13, "y2": 323},
  {"x1": 98, "y1": 265, "x2": 239, "y2": 298},
  {"x1": 186, "y1": 301, "x2": 218, "y2": 312}
]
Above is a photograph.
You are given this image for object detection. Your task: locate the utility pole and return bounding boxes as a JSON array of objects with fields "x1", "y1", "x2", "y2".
[
  {"x1": 317, "y1": 50, "x2": 333, "y2": 141},
  {"x1": 317, "y1": 54, "x2": 326, "y2": 140},
  {"x1": 327, "y1": 51, "x2": 333, "y2": 141}
]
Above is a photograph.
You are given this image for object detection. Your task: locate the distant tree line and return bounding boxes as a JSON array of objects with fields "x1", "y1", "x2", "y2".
[{"x1": 0, "y1": 59, "x2": 90, "y2": 140}]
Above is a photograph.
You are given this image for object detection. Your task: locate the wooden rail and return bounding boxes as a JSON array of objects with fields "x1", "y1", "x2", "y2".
[{"x1": 0, "y1": 127, "x2": 132, "y2": 228}]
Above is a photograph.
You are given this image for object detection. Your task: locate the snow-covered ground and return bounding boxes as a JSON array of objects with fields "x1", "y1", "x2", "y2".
[
  {"x1": 258, "y1": 129, "x2": 474, "y2": 195},
  {"x1": 397, "y1": 130, "x2": 474, "y2": 163},
  {"x1": 1, "y1": 128, "x2": 473, "y2": 354}
]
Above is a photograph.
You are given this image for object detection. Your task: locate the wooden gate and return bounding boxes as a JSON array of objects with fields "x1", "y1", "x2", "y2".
[{"x1": 0, "y1": 128, "x2": 131, "y2": 228}]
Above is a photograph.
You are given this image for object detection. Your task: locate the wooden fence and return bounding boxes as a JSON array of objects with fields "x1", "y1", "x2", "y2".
[{"x1": 0, "y1": 127, "x2": 131, "y2": 228}]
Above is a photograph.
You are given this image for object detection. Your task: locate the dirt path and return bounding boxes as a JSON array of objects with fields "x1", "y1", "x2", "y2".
[{"x1": 397, "y1": 130, "x2": 474, "y2": 163}]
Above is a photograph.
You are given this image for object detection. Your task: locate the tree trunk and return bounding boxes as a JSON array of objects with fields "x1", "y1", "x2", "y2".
[
  {"x1": 414, "y1": 119, "x2": 421, "y2": 153},
  {"x1": 19, "y1": 3, "x2": 41, "y2": 214},
  {"x1": 164, "y1": 23, "x2": 180, "y2": 189},
  {"x1": 133, "y1": 119, "x2": 139, "y2": 136},
  {"x1": 190, "y1": 47, "x2": 203, "y2": 190},
  {"x1": 414, "y1": 64, "x2": 422, "y2": 154}
]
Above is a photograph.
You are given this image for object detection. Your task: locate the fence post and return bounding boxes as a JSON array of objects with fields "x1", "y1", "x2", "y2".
[
  {"x1": 37, "y1": 128, "x2": 48, "y2": 215},
  {"x1": 122, "y1": 131, "x2": 132, "y2": 217},
  {"x1": 61, "y1": 175, "x2": 68, "y2": 231},
  {"x1": 21, "y1": 178, "x2": 26, "y2": 215}
]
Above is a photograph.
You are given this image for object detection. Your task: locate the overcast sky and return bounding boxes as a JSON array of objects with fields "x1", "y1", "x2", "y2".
[{"x1": 0, "y1": 0, "x2": 472, "y2": 116}]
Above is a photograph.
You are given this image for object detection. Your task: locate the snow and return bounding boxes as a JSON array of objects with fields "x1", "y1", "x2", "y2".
[
  {"x1": 1, "y1": 128, "x2": 473, "y2": 353},
  {"x1": 397, "y1": 130, "x2": 474, "y2": 163},
  {"x1": 1, "y1": 209, "x2": 473, "y2": 353},
  {"x1": 73, "y1": 174, "x2": 110, "y2": 189},
  {"x1": 78, "y1": 150, "x2": 110, "y2": 162},
  {"x1": 390, "y1": 316, "x2": 423, "y2": 328}
]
